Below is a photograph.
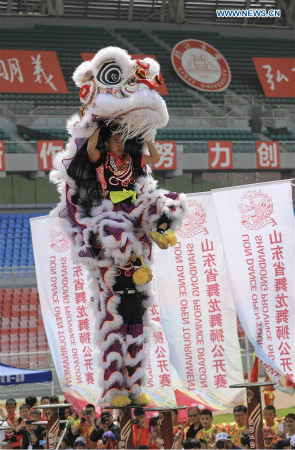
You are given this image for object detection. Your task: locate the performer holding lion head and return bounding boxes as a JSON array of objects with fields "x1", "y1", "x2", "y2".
[{"x1": 50, "y1": 47, "x2": 187, "y2": 407}]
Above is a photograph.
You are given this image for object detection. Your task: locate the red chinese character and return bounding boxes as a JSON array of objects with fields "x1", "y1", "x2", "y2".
[
  {"x1": 159, "y1": 373, "x2": 171, "y2": 387},
  {"x1": 269, "y1": 230, "x2": 282, "y2": 245},
  {"x1": 274, "y1": 277, "x2": 288, "y2": 292},
  {"x1": 273, "y1": 262, "x2": 285, "y2": 277},
  {"x1": 208, "y1": 299, "x2": 221, "y2": 313},
  {"x1": 73, "y1": 265, "x2": 83, "y2": 278},
  {"x1": 203, "y1": 253, "x2": 216, "y2": 268},
  {"x1": 206, "y1": 283, "x2": 220, "y2": 298},
  {"x1": 75, "y1": 291, "x2": 87, "y2": 304},
  {"x1": 201, "y1": 239, "x2": 214, "y2": 253},
  {"x1": 84, "y1": 359, "x2": 93, "y2": 371},
  {"x1": 271, "y1": 245, "x2": 284, "y2": 261},
  {"x1": 278, "y1": 341, "x2": 291, "y2": 356},
  {"x1": 210, "y1": 329, "x2": 224, "y2": 343},
  {"x1": 83, "y1": 346, "x2": 92, "y2": 358},
  {"x1": 276, "y1": 325, "x2": 289, "y2": 340},
  {"x1": 205, "y1": 268, "x2": 218, "y2": 283},
  {"x1": 79, "y1": 332, "x2": 91, "y2": 344},
  {"x1": 209, "y1": 313, "x2": 223, "y2": 328},
  {"x1": 151, "y1": 316, "x2": 161, "y2": 322},
  {"x1": 275, "y1": 309, "x2": 289, "y2": 324},
  {"x1": 212, "y1": 344, "x2": 225, "y2": 358},
  {"x1": 153, "y1": 331, "x2": 164, "y2": 344},
  {"x1": 85, "y1": 372, "x2": 94, "y2": 385},
  {"x1": 280, "y1": 357, "x2": 292, "y2": 372},
  {"x1": 150, "y1": 304, "x2": 160, "y2": 317},
  {"x1": 74, "y1": 278, "x2": 85, "y2": 291},
  {"x1": 76, "y1": 305, "x2": 88, "y2": 318},
  {"x1": 156, "y1": 346, "x2": 166, "y2": 359},
  {"x1": 275, "y1": 293, "x2": 288, "y2": 308},
  {"x1": 212, "y1": 359, "x2": 226, "y2": 373},
  {"x1": 78, "y1": 318, "x2": 90, "y2": 331},
  {"x1": 214, "y1": 374, "x2": 227, "y2": 388},
  {"x1": 157, "y1": 359, "x2": 169, "y2": 373}
]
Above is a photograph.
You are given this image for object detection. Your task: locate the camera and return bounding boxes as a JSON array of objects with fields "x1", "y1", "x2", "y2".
[
  {"x1": 83, "y1": 410, "x2": 92, "y2": 416},
  {"x1": 100, "y1": 416, "x2": 108, "y2": 425},
  {"x1": 132, "y1": 419, "x2": 140, "y2": 425}
]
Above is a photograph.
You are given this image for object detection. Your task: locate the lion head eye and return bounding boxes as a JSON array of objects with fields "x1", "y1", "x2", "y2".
[{"x1": 96, "y1": 61, "x2": 122, "y2": 86}]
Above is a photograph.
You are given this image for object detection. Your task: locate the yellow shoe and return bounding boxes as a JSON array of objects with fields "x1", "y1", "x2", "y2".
[
  {"x1": 132, "y1": 257, "x2": 153, "y2": 285},
  {"x1": 149, "y1": 230, "x2": 169, "y2": 250},
  {"x1": 164, "y1": 229, "x2": 177, "y2": 247},
  {"x1": 111, "y1": 394, "x2": 132, "y2": 408},
  {"x1": 133, "y1": 393, "x2": 151, "y2": 405}
]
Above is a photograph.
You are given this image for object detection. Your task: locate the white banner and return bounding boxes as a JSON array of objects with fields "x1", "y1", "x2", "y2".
[
  {"x1": 31, "y1": 216, "x2": 176, "y2": 409},
  {"x1": 153, "y1": 193, "x2": 245, "y2": 410},
  {"x1": 31, "y1": 216, "x2": 100, "y2": 410},
  {"x1": 212, "y1": 180, "x2": 295, "y2": 392}
]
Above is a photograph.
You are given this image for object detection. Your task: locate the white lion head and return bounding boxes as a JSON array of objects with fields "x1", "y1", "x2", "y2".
[{"x1": 69, "y1": 47, "x2": 169, "y2": 142}]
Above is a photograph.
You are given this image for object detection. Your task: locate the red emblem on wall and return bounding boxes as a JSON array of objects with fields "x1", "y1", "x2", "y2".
[
  {"x1": 37, "y1": 140, "x2": 64, "y2": 171},
  {"x1": 171, "y1": 40, "x2": 231, "y2": 92},
  {"x1": 0, "y1": 141, "x2": 5, "y2": 172},
  {"x1": 208, "y1": 141, "x2": 233, "y2": 170},
  {"x1": 256, "y1": 141, "x2": 280, "y2": 169},
  {"x1": 152, "y1": 141, "x2": 177, "y2": 171},
  {"x1": 239, "y1": 190, "x2": 276, "y2": 230},
  {"x1": 50, "y1": 225, "x2": 71, "y2": 253},
  {"x1": 177, "y1": 200, "x2": 208, "y2": 238}
]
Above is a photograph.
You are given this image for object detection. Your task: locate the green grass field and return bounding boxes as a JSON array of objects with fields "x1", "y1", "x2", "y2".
[{"x1": 213, "y1": 407, "x2": 295, "y2": 425}]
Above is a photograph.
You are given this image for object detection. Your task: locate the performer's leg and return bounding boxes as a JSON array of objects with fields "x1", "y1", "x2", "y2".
[
  {"x1": 119, "y1": 291, "x2": 150, "y2": 405},
  {"x1": 124, "y1": 324, "x2": 150, "y2": 404},
  {"x1": 100, "y1": 328, "x2": 130, "y2": 407}
]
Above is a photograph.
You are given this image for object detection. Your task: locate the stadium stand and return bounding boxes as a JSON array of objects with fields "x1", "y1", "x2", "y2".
[
  {"x1": 0, "y1": 287, "x2": 49, "y2": 368},
  {"x1": 0, "y1": 213, "x2": 44, "y2": 269},
  {"x1": 1, "y1": 24, "x2": 293, "y2": 112}
]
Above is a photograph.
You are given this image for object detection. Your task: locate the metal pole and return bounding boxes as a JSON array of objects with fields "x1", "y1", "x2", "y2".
[
  {"x1": 128, "y1": 0, "x2": 134, "y2": 20},
  {"x1": 244, "y1": 335, "x2": 252, "y2": 381}
]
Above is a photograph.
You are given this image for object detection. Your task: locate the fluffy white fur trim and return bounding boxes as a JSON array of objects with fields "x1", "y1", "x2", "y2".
[
  {"x1": 124, "y1": 366, "x2": 147, "y2": 388},
  {"x1": 100, "y1": 388, "x2": 129, "y2": 406}
]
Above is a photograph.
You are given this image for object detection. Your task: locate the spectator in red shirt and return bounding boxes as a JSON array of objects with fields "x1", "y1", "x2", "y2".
[{"x1": 133, "y1": 408, "x2": 149, "y2": 449}]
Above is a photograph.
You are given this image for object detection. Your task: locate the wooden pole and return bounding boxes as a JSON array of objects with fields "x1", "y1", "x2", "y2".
[{"x1": 230, "y1": 381, "x2": 275, "y2": 449}]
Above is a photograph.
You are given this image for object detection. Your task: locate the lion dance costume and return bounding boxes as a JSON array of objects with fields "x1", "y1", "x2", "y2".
[{"x1": 50, "y1": 47, "x2": 186, "y2": 407}]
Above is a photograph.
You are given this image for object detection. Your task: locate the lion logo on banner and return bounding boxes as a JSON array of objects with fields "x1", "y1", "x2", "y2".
[
  {"x1": 177, "y1": 200, "x2": 208, "y2": 238},
  {"x1": 50, "y1": 225, "x2": 71, "y2": 253},
  {"x1": 239, "y1": 190, "x2": 276, "y2": 230}
]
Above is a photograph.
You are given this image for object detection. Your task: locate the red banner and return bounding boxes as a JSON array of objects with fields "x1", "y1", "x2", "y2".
[
  {"x1": 256, "y1": 141, "x2": 280, "y2": 169},
  {"x1": 37, "y1": 141, "x2": 64, "y2": 171},
  {"x1": 152, "y1": 141, "x2": 177, "y2": 170},
  {"x1": 253, "y1": 58, "x2": 295, "y2": 98},
  {"x1": 81, "y1": 52, "x2": 168, "y2": 96},
  {"x1": 0, "y1": 50, "x2": 68, "y2": 94},
  {"x1": 0, "y1": 141, "x2": 5, "y2": 171},
  {"x1": 208, "y1": 141, "x2": 233, "y2": 170}
]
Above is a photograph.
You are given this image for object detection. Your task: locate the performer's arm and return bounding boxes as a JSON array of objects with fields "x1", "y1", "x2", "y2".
[
  {"x1": 87, "y1": 128, "x2": 100, "y2": 163},
  {"x1": 143, "y1": 141, "x2": 160, "y2": 165}
]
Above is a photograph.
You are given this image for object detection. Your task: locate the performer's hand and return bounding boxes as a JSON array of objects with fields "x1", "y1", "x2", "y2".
[
  {"x1": 0, "y1": 408, "x2": 5, "y2": 418},
  {"x1": 87, "y1": 128, "x2": 100, "y2": 150},
  {"x1": 87, "y1": 128, "x2": 100, "y2": 163},
  {"x1": 102, "y1": 190, "x2": 109, "y2": 199}
]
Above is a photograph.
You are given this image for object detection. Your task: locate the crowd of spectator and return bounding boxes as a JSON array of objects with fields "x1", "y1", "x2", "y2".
[{"x1": 0, "y1": 397, "x2": 294, "y2": 449}]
